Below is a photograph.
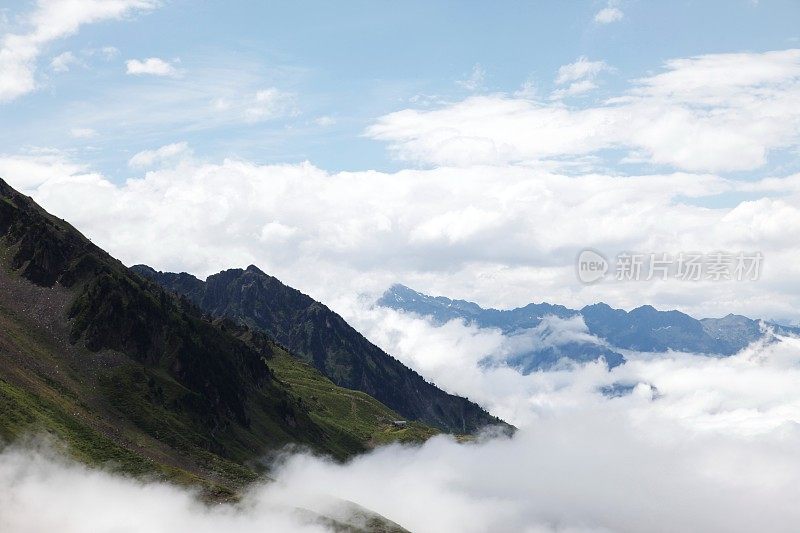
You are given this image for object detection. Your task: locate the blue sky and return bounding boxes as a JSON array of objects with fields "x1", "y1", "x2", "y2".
[
  {"x1": 1, "y1": 0, "x2": 799, "y2": 179},
  {"x1": 2, "y1": 0, "x2": 800, "y2": 322}
]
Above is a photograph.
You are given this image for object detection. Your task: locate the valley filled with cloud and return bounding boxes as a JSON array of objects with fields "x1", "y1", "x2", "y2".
[
  {"x1": 5, "y1": 317, "x2": 800, "y2": 532},
  {"x1": 2, "y1": 1, "x2": 800, "y2": 531}
]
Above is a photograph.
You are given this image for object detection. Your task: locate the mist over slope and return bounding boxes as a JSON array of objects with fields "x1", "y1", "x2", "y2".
[{"x1": 5, "y1": 327, "x2": 800, "y2": 532}]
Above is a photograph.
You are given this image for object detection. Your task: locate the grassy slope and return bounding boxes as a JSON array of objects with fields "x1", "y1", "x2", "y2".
[
  {"x1": 0, "y1": 288, "x2": 435, "y2": 496},
  {"x1": 269, "y1": 346, "x2": 438, "y2": 451}
]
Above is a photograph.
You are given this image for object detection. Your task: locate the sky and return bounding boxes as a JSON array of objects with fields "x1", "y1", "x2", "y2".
[
  {"x1": 2, "y1": 0, "x2": 800, "y2": 324},
  {"x1": 5, "y1": 3, "x2": 800, "y2": 532}
]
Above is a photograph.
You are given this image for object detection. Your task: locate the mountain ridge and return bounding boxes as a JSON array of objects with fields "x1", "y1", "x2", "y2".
[
  {"x1": 132, "y1": 265, "x2": 508, "y2": 434},
  {"x1": 377, "y1": 284, "x2": 800, "y2": 371}
]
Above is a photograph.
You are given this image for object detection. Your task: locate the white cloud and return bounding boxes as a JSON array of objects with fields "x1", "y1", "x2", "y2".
[
  {"x1": 550, "y1": 79, "x2": 598, "y2": 99},
  {"x1": 514, "y1": 78, "x2": 537, "y2": 99},
  {"x1": 457, "y1": 63, "x2": 486, "y2": 91},
  {"x1": 125, "y1": 57, "x2": 178, "y2": 76},
  {"x1": 0, "y1": 151, "x2": 103, "y2": 189},
  {"x1": 555, "y1": 57, "x2": 609, "y2": 85},
  {"x1": 259, "y1": 221, "x2": 299, "y2": 243},
  {"x1": 50, "y1": 51, "x2": 79, "y2": 72},
  {"x1": 550, "y1": 57, "x2": 609, "y2": 99},
  {"x1": 69, "y1": 127, "x2": 96, "y2": 138},
  {"x1": 0, "y1": 443, "x2": 371, "y2": 533},
  {"x1": 367, "y1": 49, "x2": 800, "y2": 173},
  {"x1": 5, "y1": 152, "x2": 800, "y2": 322},
  {"x1": 128, "y1": 141, "x2": 190, "y2": 168},
  {"x1": 0, "y1": 0, "x2": 158, "y2": 102},
  {"x1": 594, "y1": 3, "x2": 624, "y2": 24}
]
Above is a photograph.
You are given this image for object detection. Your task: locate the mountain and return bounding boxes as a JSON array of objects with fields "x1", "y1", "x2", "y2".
[
  {"x1": 699, "y1": 313, "x2": 768, "y2": 350},
  {"x1": 380, "y1": 283, "x2": 575, "y2": 333},
  {"x1": 0, "y1": 178, "x2": 435, "y2": 504},
  {"x1": 378, "y1": 284, "x2": 800, "y2": 370},
  {"x1": 132, "y1": 265, "x2": 507, "y2": 434},
  {"x1": 379, "y1": 284, "x2": 624, "y2": 371},
  {"x1": 580, "y1": 303, "x2": 723, "y2": 353}
]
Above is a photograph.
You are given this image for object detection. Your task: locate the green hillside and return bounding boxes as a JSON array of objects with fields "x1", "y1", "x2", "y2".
[{"x1": 269, "y1": 346, "x2": 438, "y2": 449}]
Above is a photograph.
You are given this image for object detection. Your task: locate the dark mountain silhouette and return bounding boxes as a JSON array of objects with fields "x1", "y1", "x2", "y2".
[{"x1": 132, "y1": 265, "x2": 507, "y2": 434}]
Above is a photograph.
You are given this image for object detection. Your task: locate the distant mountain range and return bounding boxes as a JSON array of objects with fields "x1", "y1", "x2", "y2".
[
  {"x1": 378, "y1": 284, "x2": 800, "y2": 372},
  {"x1": 0, "y1": 177, "x2": 504, "y2": 510}
]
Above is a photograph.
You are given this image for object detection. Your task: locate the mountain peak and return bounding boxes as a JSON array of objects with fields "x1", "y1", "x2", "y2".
[
  {"x1": 0, "y1": 176, "x2": 13, "y2": 194},
  {"x1": 130, "y1": 263, "x2": 157, "y2": 276},
  {"x1": 581, "y1": 302, "x2": 615, "y2": 312},
  {"x1": 245, "y1": 264, "x2": 266, "y2": 275}
]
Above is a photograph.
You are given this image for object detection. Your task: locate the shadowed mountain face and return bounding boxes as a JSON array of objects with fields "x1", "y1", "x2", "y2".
[
  {"x1": 378, "y1": 284, "x2": 800, "y2": 371},
  {"x1": 0, "y1": 178, "x2": 436, "y2": 501},
  {"x1": 132, "y1": 265, "x2": 507, "y2": 434}
]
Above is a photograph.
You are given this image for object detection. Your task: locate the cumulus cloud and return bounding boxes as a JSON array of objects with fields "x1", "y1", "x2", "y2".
[
  {"x1": 0, "y1": 0, "x2": 157, "y2": 102},
  {"x1": 367, "y1": 49, "x2": 800, "y2": 172},
  {"x1": 4, "y1": 153, "x2": 800, "y2": 321},
  {"x1": 126, "y1": 56, "x2": 178, "y2": 76}
]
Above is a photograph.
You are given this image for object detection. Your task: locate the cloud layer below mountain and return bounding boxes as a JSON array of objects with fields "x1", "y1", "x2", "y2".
[{"x1": 5, "y1": 321, "x2": 800, "y2": 532}]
